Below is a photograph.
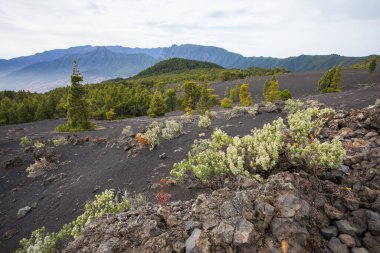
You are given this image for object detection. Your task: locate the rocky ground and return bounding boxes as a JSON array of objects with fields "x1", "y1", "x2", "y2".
[
  {"x1": 0, "y1": 69, "x2": 379, "y2": 252},
  {"x1": 63, "y1": 104, "x2": 380, "y2": 253}
]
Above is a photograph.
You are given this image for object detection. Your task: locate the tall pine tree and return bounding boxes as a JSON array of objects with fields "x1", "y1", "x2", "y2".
[{"x1": 56, "y1": 60, "x2": 94, "y2": 131}]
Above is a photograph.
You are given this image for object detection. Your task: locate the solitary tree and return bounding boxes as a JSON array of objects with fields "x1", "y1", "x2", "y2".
[
  {"x1": 262, "y1": 79, "x2": 271, "y2": 101},
  {"x1": 369, "y1": 57, "x2": 377, "y2": 73},
  {"x1": 148, "y1": 89, "x2": 167, "y2": 117},
  {"x1": 266, "y1": 75, "x2": 281, "y2": 102},
  {"x1": 318, "y1": 65, "x2": 342, "y2": 93},
  {"x1": 56, "y1": 60, "x2": 93, "y2": 131},
  {"x1": 239, "y1": 83, "x2": 252, "y2": 106}
]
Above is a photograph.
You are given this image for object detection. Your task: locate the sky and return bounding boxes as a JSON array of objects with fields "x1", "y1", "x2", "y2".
[{"x1": 0, "y1": 0, "x2": 379, "y2": 59}]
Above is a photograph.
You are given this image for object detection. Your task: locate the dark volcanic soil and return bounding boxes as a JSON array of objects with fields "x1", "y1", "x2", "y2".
[{"x1": 0, "y1": 69, "x2": 379, "y2": 252}]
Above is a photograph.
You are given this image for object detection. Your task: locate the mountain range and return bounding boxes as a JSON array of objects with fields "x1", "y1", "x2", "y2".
[{"x1": 0, "y1": 44, "x2": 372, "y2": 92}]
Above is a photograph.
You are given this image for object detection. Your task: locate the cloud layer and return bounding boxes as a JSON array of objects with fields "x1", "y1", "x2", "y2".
[{"x1": 1, "y1": 0, "x2": 379, "y2": 59}]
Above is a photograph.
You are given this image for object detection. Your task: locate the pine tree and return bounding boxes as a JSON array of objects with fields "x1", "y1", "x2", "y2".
[
  {"x1": 262, "y1": 79, "x2": 271, "y2": 101},
  {"x1": 239, "y1": 83, "x2": 252, "y2": 106},
  {"x1": 148, "y1": 89, "x2": 166, "y2": 117},
  {"x1": 369, "y1": 57, "x2": 377, "y2": 73},
  {"x1": 165, "y1": 88, "x2": 177, "y2": 112},
  {"x1": 267, "y1": 75, "x2": 281, "y2": 102},
  {"x1": 198, "y1": 82, "x2": 212, "y2": 112},
  {"x1": 330, "y1": 64, "x2": 342, "y2": 91},
  {"x1": 56, "y1": 60, "x2": 93, "y2": 131}
]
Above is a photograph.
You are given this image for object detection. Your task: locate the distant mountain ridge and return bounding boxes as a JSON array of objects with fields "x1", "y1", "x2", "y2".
[{"x1": 0, "y1": 44, "x2": 372, "y2": 91}]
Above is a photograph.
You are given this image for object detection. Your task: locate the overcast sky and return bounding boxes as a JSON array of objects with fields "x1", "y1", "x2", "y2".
[{"x1": 1, "y1": 0, "x2": 379, "y2": 59}]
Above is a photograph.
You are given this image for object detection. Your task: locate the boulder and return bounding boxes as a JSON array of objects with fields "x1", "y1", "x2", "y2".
[
  {"x1": 212, "y1": 221, "x2": 235, "y2": 245},
  {"x1": 17, "y1": 206, "x2": 31, "y2": 219},
  {"x1": 233, "y1": 218, "x2": 254, "y2": 245},
  {"x1": 328, "y1": 237, "x2": 349, "y2": 253},
  {"x1": 335, "y1": 220, "x2": 360, "y2": 236},
  {"x1": 366, "y1": 210, "x2": 380, "y2": 235},
  {"x1": 338, "y1": 234, "x2": 356, "y2": 248},
  {"x1": 185, "y1": 228, "x2": 201, "y2": 253},
  {"x1": 362, "y1": 232, "x2": 380, "y2": 253},
  {"x1": 321, "y1": 226, "x2": 338, "y2": 239}
]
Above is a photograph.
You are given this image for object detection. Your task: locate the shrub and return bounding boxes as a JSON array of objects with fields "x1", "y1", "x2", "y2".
[
  {"x1": 17, "y1": 190, "x2": 130, "y2": 253},
  {"x1": 221, "y1": 97, "x2": 232, "y2": 108},
  {"x1": 20, "y1": 136, "x2": 32, "y2": 146},
  {"x1": 162, "y1": 120, "x2": 183, "y2": 140},
  {"x1": 198, "y1": 115, "x2": 211, "y2": 129},
  {"x1": 34, "y1": 141, "x2": 45, "y2": 150},
  {"x1": 265, "y1": 75, "x2": 281, "y2": 102},
  {"x1": 284, "y1": 99, "x2": 305, "y2": 114},
  {"x1": 204, "y1": 110, "x2": 217, "y2": 119},
  {"x1": 26, "y1": 158, "x2": 51, "y2": 178},
  {"x1": 56, "y1": 122, "x2": 96, "y2": 132},
  {"x1": 369, "y1": 57, "x2": 377, "y2": 73},
  {"x1": 136, "y1": 133, "x2": 150, "y2": 148},
  {"x1": 318, "y1": 65, "x2": 342, "y2": 93},
  {"x1": 148, "y1": 90, "x2": 167, "y2": 117},
  {"x1": 180, "y1": 112, "x2": 194, "y2": 123},
  {"x1": 210, "y1": 128, "x2": 232, "y2": 149},
  {"x1": 145, "y1": 125, "x2": 160, "y2": 150},
  {"x1": 121, "y1": 125, "x2": 132, "y2": 137},
  {"x1": 53, "y1": 136, "x2": 67, "y2": 146},
  {"x1": 376, "y1": 99, "x2": 380, "y2": 105},
  {"x1": 247, "y1": 104, "x2": 259, "y2": 116},
  {"x1": 228, "y1": 105, "x2": 258, "y2": 118},
  {"x1": 239, "y1": 83, "x2": 252, "y2": 106},
  {"x1": 280, "y1": 89, "x2": 292, "y2": 100},
  {"x1": 105, "y1": 108, "x2": 116, "y2": 120}
]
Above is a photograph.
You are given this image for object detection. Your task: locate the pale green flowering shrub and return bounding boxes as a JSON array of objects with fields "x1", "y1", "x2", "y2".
[
  {"x1": 20, "y1": 136, "x2": 32, "y2": 146},
  {"x1": 284, "y1": 99, "x2": 305, "y2": 114},
  {"x1": 17, "y1": 190, "x2": 130, "y2": 253},
  {"x1": 180, "y1": 112, "x2": 194, "y2": 123},
  {"x1": 204, "y1": 110, "x2": 217, "y2": 119},
  {"x1": 53, "y1": 136, "x2": 67, "y2": 146},
  {"x1": 34, "y1": 141, "x2": 45, "y2": 150},
  {"x1": 376, "y1": 99, "x2": 380, "y2": 105},
  {"x1": 247, "y1": 118, "x2": 286, "y2": 170},
  {"x1": 162, "y1": 120, "x2": 183, "y2": 140},
  {"x1": 198, "y1": 115, "x2": 211, "y2": 129},
  {"x1": 121, "y1": 125, "x2": 132, "y2": 137},
  {"x1": 226, "y1": 137, "x2": 247, "y2": 176},
  {"x1": 210, "y1": 128, "x2": 232, "y2": 149},
  {"x1": 247, "y1": 104, "x2": 259, "y2": 116},
  {"x1": 145, "y1": 125, "x2": 160, "y2": 150}
]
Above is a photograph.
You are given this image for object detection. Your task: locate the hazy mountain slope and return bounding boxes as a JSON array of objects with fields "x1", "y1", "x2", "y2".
[
  {"x1": 0, "y1": 47, "x2": 157, "y2": 91},
  {"x1": 0, "y1": 44, "x2": 373, "y2": 91},
  {"x1": 133, "y1": 58, "x2": 223, "y2": 78}
]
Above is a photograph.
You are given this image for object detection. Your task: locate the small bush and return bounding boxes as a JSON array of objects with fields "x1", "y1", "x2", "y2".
[
  {"x1": 221, "y1": 97, "x2": 232, "y2": 108},
  {"x1": 180, "y1": 112, "x2": 194, "y2": 123},
  {"x1": 53, "y1": 136, "x2": 67, "y2": 146},
  {"x1": 20, "y1": 136, "x2": 32, "y2": 146},
  {"x1": 198, "y1": 115, "x2": 211, "y2": 129},
  {"x1": 17, "y1": 190, "x2": 130, "y2": 253},
  {"x1": 121, "y1": 125, "x2": 132, "y2": 137},
  {"x1": 284, "y1": 99, "x2": 305, "y2": 114},
  {"x1": 145, "y1": 125, "x2": 160, "y2": 150},
  {"x1": 162, "y1": 120, "x2": 183, "y2": 140},
  {"x1": 280, "y1": 89, "x2": 292, "y2": 100},
  {"x1": 26, "y1": 158, "x2": 51, "y2": 178},
  {"x1": 105, "y1": 108, "x2": 116, "y2": 120},
  {"x1": 34, "y1": 142, "x2": 45, "y2": 150},
  {"x1": 204, "y1": 110, "x2": 217, "y2": 119}
]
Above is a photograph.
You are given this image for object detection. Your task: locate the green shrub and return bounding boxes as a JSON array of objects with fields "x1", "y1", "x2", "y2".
[
  {"x1": 34, "y1": 141, "x2": 45, "y2": 150},
  {"x1": 221, "y1": 97, "x2": 232, "y2": 108},
  {"x1": 56, "y1": 122, "x2": 96, "y2": 132},
  {"x1": 105, "y1": 108, "x2": 116, "y2": 120},
  {"x1": 204, "y1": 110, "x2": 217, "y2": 119},
  {"x1": 239, "y1": 83, "x2": 252, "y2": 106},
  {"x1": 20, "y1": 136, "x2": 32, "y2": 147},
  {"x1": 284, "y1": 99, "x2": 305, "y2": 114},
  {"x1": 162, "y1": 120, "x2": 183, "y2": 140},
  {"x1": 171, "y1": 107, "x2": 344, "y2": 184},
  {"x1": 280, "y1": 89, "x2": 292, "y2": 100},
  {"x1": 53, "y1": 136, "x2": 67, "y2": 146},
  {"x1": 145, "y1": 125, "x2": 160, "y2": 150},
  {"x1": 17, "y1": 190, "x2": 130, "y2": 253},
  {"x1": 198, "y1": 115, "x2": 211, "y2": 129},
  {"x1": 121, "y1": 125, "x2": 132, "y2": 137}
]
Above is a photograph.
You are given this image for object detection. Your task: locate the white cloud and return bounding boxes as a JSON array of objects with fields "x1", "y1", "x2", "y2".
[{"x1": 0, "y1": 0, "x2": 379, "y2": 59}]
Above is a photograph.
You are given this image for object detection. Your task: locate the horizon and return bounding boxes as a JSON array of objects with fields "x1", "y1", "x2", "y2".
[
  {"x1": 1, "y1": 0, "x2": 380, "y2": 59},
  {"x1": 1, "y1": 43, "x2": 378, "y2": 61}
]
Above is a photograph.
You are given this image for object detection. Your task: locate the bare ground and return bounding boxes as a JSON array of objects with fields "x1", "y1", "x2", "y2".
[{"x1": 0, "y1": 69, "x2": 379, "y2": 252}]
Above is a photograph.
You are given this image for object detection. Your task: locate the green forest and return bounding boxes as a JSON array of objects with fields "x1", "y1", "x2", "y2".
[{"x1": 0, "y1": 60, "x2": 288, "y2": 126}]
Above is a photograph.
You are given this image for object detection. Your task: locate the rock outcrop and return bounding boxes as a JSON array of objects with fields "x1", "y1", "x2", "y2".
[{"x1": 63, "y1": 104, "x2": 380, "y2": 253}]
